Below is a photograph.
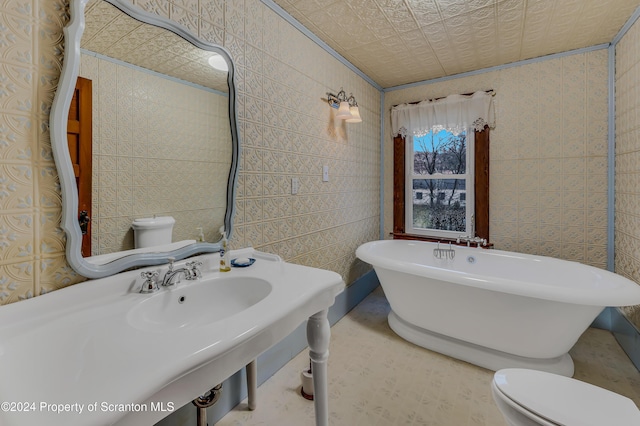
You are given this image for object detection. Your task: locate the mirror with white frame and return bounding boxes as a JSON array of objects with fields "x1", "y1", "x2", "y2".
[{"x1": 50, "y1": 0, "x2": 239, "y2": 278}]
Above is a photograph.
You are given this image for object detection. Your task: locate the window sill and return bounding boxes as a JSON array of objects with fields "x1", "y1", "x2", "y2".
[{"x1": 391, "y1": 232, "x2": 493, "y2": 249}]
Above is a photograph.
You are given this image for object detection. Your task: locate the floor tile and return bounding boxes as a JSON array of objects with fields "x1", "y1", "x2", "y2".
[{"x1": 218, "y1": 288, "x2": 640, "y2": 425}]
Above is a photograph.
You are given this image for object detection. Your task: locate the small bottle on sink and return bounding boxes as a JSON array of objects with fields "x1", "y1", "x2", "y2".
[{"x1": 219, "y1": 226, "x2": 231, "y2": 272}]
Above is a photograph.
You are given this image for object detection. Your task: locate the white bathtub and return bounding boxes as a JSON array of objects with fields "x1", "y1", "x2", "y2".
[{"x1": 356, "y1": 240, "x2": 640, "y2": 376}]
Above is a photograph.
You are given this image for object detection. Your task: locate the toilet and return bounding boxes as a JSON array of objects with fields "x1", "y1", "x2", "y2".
[
  {"x1": 131, "y1": 216, "x2": 175, "y2": 249},
  {"x1": 492, "y1": 368, "x2": 640, "y2": 426}
]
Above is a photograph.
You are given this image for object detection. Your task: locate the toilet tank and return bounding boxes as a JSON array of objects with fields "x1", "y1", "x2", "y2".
[{"x1": 132, "y1": 216, "x2": 175, "y2": 249}]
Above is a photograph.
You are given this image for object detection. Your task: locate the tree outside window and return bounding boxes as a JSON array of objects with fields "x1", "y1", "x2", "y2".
[{"x1": 407, "y1": 129, "x2": 473, "y2": 237}]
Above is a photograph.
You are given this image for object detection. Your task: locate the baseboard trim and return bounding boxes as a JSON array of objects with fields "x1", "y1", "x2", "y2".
[
  {"x1": 590, "y1": 307, "x2": 640, "y2": 372},
  {"x1": 610, "y1": 307, "x2": 640, "y2": 371},
  {"x1": 591, "y1": 306, "x2": 613, "y2": 330},
  {"x1": 154, "y1": 270, "x2": 380, "y2": 426}
]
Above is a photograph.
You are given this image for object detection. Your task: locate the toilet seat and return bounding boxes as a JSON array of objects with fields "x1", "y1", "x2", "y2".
[
  {"x1": 493, "y1": 368, "x2": 640, "y2": 426},
  {"x1": 492, "y1": 380, "x2": 557, "y2": 426}
]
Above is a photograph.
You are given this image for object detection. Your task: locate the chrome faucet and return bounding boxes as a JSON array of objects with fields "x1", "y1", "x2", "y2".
[
  {"x1": 161, "y1": 257, "x2": 200, "y2": 287},
  {"x1": 456, "y1": 235, "x2": 487, "y2": 247},
  {"x1": 457, "y1": 217, "x2": 487, "y2": 246}
]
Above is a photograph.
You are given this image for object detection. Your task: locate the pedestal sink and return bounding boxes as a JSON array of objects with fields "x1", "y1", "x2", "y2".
[{"x1": 0, "y1": 248, "x2": 344, "y2": 426}]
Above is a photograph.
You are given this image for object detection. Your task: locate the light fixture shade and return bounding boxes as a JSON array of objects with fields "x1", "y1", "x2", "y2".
[
  {"x1": 336, "y1": 101, "x2": 353, "y2": 120},
  {"x1": 208, "y1": 54, "x2": 229, "y2": 71},
  {"x1": 346, "y1": 106, "x2": 362, "y2": 123}
]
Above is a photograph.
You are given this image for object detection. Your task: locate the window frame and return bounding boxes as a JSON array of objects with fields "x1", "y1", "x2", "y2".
[
  {"x1": 393, "y1": 126, "x2": 490, "y2": 244},
  {"x1": 405, "y1": 130, "x2": 474, "y2": 239}
]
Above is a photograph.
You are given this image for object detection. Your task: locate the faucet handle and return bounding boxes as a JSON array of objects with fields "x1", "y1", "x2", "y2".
[
  {"x1": 141, "y1": 270, "x2": 159, "y2": 282},
  {"x1": 167, "y1": 257, "x2": 176, "y2": 272},
  {"x1": 186, "y1": 260, "x2": 203, "y2": 280},
  {"x1": 139, "y1": 271, "x2": 159, "y2": 293}
]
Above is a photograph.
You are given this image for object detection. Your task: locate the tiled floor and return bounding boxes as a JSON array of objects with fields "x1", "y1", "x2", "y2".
[{"x1": 218, "y1": 287, "x2": 640, "y2": 425}]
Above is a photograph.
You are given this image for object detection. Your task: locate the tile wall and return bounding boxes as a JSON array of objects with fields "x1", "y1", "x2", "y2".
[
  {"x1": 616, "y1": 17, "x2": 640, "y2": 329},
  {"x1": 219, "y1": 0, "x2": 380, "y2": 282},
  {"x1": 80, "y1": 53, "x2": 231, "y2": 255},
  {"x1": 0, "y1": 0, "x2": 76, "y2": 303},
  {"x1": 0, "y1": 0, "x2": 380, "y2": 305},
  {"x1": 384, "y1": 49, "x2": 609, "y2": 269}
]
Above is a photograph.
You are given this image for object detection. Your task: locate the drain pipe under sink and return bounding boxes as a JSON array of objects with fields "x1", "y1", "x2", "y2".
[
  {"x1": 193, "y1": 383, "x2": 223, "y2": 426},
  {"x1": 192, "y1": 360, "x2": 257, "y2": 426}
]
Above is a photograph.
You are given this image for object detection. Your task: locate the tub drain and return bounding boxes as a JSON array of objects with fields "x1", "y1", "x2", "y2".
[{"x1": 467, "y1": 256, "x2": 476, "y2": 264}]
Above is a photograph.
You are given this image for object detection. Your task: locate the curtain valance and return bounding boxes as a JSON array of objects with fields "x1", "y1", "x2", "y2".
[{"x1": 391, "y1": 90, "x2": 495, "y2": 137}]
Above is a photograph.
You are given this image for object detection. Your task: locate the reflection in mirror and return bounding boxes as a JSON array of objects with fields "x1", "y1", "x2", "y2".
[
  {"x1": 50, "y1": 0, "x2": 239, "y2": 278},
  {"x1": 81, "y1": 0, "x2": 231, "y2": 257}
]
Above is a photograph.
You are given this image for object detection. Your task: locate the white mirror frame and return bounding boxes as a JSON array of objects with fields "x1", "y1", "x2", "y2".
[{"x1": 50, "y1": 0, "x2": 239, "y2": 278}]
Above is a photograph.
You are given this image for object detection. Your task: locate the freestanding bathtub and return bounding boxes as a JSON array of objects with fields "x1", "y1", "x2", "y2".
[{"x1": 356, "y1": 240, "x2": 640, "y2": 376}]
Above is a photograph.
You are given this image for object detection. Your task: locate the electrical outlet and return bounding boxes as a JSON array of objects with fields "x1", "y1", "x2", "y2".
[
  {"x1": 291, "y1": 177, "x2": 299, "y2": 195},
  {"x1": 322, "y1": 165, "x2": 329, "y2": 182}
]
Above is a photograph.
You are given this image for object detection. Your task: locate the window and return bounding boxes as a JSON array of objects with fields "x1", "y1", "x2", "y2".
[
  {"x1": 406, "y1": 129, "x2": 473, "y2": 238},
  {"x1": 393, "y1": 127, "x2": 490, "y2": 242},
  {"x1": 391, "y1": 90, "x2": 493, "y2": 243}
]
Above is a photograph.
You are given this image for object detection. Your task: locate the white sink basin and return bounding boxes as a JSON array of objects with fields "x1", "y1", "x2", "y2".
[
  {"x1": 128, "y1": 277, "x2": 272, "y2": 332},
  {"x1": 0, "y1": 248, "x2": 344, "y2": 426}
]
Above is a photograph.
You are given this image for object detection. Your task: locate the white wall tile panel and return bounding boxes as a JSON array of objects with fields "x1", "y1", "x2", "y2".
[
  {"x1": 384, "y1": 49, "x2": 609, "y2": 270},
  {"x1": 616, "y1": 17, "x2": 640, "y2": 329}
]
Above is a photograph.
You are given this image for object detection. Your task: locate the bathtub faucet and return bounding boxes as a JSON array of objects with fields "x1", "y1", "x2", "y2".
[{"x1": 456, "y1": 235, "x2": 487, "y2": 247}]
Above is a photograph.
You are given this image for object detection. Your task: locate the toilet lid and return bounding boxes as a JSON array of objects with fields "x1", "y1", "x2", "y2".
[
  {"x1": 132, "y1": 216, "x2": 175, "y2": 229},
  {"x1": 494, "y1": 368, "x2": 640, "y2": 426}
]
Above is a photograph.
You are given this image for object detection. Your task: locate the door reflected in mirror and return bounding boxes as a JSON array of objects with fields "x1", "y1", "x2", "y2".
[{"x1": 77, "y1": 0, "x2": 232, "y2": 258}]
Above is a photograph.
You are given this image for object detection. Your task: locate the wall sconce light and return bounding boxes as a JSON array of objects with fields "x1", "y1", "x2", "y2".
[{"x1": 326, "y1": 88, "x2": 362, "y2": 123}]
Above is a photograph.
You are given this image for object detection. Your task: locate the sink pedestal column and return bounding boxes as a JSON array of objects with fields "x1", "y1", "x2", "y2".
[{"x1": 307, "y1": 309, "x2": 330, "y2": 426}]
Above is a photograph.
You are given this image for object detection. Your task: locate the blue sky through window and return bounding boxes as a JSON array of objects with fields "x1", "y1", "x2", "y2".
[{"x1": 413, "y1": 129, "x2": 451, "y2": 151}]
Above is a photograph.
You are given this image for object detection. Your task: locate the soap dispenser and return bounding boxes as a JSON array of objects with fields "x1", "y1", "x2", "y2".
[{"x1": 219, "y1": 226, "x2": 231, "y2": 272}]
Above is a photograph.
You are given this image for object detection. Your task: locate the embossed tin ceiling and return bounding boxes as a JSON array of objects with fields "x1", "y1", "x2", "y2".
[
  {"x1": 82, "y1": 0, "x2": 229, "y2": 93},
  {"x1": 273, "y1": 0, "x2": 639, "y2": 88}
]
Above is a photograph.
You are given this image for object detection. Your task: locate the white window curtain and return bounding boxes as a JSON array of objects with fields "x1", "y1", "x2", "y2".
[{"x1": 391, "y1": 90, "x2": 495, "y2": 137}]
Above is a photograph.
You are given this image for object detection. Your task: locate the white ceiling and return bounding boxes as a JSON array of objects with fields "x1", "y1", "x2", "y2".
[{"x1": 273, "y1": 0, "x2": 640, "y2": 88}]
